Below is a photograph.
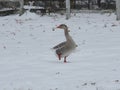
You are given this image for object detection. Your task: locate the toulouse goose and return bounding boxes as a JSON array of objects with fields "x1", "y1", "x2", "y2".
[{"x1": 52, "y1": 24, "x2": 77, "y2": 63}]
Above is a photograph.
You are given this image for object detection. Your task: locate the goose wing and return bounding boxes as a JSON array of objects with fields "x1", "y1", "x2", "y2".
[{"x1": 53, "y1": 41, "x2": 66, "y2": 50}]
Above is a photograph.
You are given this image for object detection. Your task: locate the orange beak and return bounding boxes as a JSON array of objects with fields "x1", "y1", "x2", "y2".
[{"x1": 56, "y1": 25, "x2": 61, "y2": 28}]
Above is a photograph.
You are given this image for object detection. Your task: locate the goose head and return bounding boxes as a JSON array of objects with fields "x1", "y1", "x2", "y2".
[{"x1": 57, "y1": 24, "x2": 68, "y2": 30}]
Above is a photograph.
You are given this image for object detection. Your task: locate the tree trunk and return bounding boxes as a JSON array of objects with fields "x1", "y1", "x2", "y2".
[
  {"x1": 66, "y1": 0, "x2": 70, "y2": 20},
  {"x1": 116, "y1": 0, "x2": 120, "y2": 20}
]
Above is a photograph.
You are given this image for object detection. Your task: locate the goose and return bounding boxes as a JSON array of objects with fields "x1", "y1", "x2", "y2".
[{"x1": 52, "y1": 24, "x2": 77, "y2": 63}]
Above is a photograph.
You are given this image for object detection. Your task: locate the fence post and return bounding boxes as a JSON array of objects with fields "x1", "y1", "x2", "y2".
[
  {"x1": 66, "y1": 0, "x2": 70, "y2": 20},
  {"x1": 116, "y1": 0, "x2": 120, "y2": 20},
  {"x1": 19, "y1": 0, "x2": 24, "y2": 16}
]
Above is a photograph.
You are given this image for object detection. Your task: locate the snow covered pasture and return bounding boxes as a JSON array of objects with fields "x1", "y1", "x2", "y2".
[{"x1": 0, "y1": 12, "x2": 120, "y2": 90}]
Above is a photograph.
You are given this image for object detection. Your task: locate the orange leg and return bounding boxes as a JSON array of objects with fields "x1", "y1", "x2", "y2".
[
  {"x1": 64, "y1": 56, "x2": 67, "y2": 63},
  {"x1": 57, "y1": 53, "x2": 61, "y2": 60}
]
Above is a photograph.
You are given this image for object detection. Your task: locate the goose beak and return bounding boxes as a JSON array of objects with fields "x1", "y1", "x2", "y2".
[
  {"x1": 56, "y1": 25, "x2": 61, "y2": 28},
  {"x1": 52, "y1": 25, "x2": 60, "y2": 31}
]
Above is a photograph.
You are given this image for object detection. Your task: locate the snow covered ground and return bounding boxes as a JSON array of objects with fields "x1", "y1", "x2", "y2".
[{"x1": 0, "y1": 11, "x2": 120, "y2": 90}]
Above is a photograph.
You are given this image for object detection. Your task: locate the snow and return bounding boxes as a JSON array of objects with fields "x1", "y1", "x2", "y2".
[
  {"x1": 0, "y1": 8, "x2": 14, "y2": 12},
  {"x1": 24, "y1": 5, "x2": 44, "y2": 10},
  {"x1": 0, "y1": 11, "x2": 120, "y2": 90}
]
